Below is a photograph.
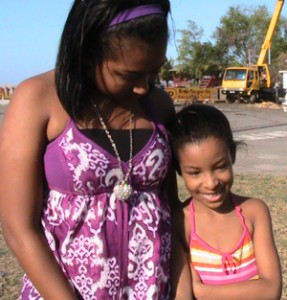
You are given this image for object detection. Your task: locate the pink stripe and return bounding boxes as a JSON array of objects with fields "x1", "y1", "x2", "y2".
[
  {"x1": 201, "y1": 265, "x2": 258, "y2": 284},
  {"x1": 196, "y1": 257, "x2": 257, "y2": 273},
  {"x1": 200, "y1": 262, "x2": 257, "y2": 277}
]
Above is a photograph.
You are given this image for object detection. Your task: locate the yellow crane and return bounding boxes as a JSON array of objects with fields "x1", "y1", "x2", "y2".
[{"x1": 221, "y1": 0, "x2": 284, "y2": 103}]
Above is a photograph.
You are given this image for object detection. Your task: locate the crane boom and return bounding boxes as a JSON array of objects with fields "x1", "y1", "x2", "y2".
[
  {"x1": 221, "y1": 0, "x2": 285, "y2": 103},
  {"x1": 257, "y1": 0, "x2": 284, "y2": 65}
]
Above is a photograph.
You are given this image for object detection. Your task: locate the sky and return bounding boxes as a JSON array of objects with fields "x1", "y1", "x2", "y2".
[{"x1": 1, "y1": 0, "x2": 286, "y2": 85}]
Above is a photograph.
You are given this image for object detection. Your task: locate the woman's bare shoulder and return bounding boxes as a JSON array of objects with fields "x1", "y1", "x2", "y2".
[
  {"x1": 2, "y1": 70, "x2": 68, "y2": 141},
  {"x1": 12, "y1": 70, "x2": 57, "y2": 111}
]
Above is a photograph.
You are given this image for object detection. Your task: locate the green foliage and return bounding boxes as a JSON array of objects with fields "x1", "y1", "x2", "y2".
[
  {"x1": 215, "y1": 6, "x2": 251, "y2": 64},
  {"x1": 271, "y1": 52, "x2": 287, "y2": 82},
  {"x1": 177, "y1": 22, "x2": 223, "y2": 81},
  {"x1": 176, "y1": 3, "x2": 287, "y2": 81},
  {"x1": 215, "y1": 4, "x2": 287, "y2": 65},
  {"x1": 159, "y1": 58, "x2": 174, "y2": 82}
]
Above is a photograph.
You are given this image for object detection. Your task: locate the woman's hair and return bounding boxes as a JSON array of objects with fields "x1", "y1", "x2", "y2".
[
  {"x1": 169, "y1": 104, "x2": 238, "y2": 174},
  {"x1": 55, "y1": 0, "x2": 170, "y2": 121}
]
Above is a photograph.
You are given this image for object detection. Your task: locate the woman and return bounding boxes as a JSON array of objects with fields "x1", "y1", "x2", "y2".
[{"x1": 0, "y1": 0, "x2": 177, "y2": 299}]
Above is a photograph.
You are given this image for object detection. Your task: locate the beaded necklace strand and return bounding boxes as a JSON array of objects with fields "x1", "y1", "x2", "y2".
[{"x1": 94, "y1": 104, "x2": 133, "y2": 200}]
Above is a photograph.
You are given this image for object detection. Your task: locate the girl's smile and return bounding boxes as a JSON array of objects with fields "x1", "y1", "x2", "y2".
[
  {"x1": 179, "y1": 136, "x2": 234, "y2": 210},
  {"x1": 201, "y1": 188, "x2": 225, "y2": 202}
]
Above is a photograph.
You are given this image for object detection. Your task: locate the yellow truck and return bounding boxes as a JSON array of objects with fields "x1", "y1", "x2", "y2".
[{"x1": 221, "y1": 0, "x2": 284, "y2": 103}]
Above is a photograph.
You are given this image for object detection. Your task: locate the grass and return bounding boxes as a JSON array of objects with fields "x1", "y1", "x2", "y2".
[{"x1": 0, "y1": 174, "x2": 286, "y2": 299}]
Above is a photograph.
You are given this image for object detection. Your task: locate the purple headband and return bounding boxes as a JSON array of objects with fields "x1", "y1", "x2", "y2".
[{"x1": 109, "y1": 4, "x2": 164, "y2": 27}]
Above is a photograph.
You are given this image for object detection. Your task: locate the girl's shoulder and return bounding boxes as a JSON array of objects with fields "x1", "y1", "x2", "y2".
[
  {"x1": 233, "y1": 194, "x2": 271, "y2": 221},
  {"x1": 234, "y1": 194, "x2": 269, "y2": 208}
]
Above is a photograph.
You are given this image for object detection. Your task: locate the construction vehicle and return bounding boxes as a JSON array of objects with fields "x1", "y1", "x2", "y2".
[{"x1": 221, "y1": 0, "x2": 284, "y2": 103}]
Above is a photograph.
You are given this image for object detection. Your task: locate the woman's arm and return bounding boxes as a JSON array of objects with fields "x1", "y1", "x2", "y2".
[
  {"x1": 192, "y1": 198, "x2": 282, "y2": 300},
  {"x1": 154, "y1": 87, "x2": 179, "y2": 208},
  {"x1": 171, "y1": 204, "x2": 195, "y2": 299},
  {"x1": 0, "y1": 76, "x2": 78, "y2": 300},
  {"x1": 156, "y1": 90, "x2": 195, "y2": 298}
]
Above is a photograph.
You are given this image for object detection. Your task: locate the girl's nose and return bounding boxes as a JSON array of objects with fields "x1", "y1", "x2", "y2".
[{"x1": 204, "y1": 173, "x2": 219, "y2": 189}]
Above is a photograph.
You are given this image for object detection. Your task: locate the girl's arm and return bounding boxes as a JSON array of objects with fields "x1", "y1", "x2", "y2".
[
  {"x1": 192, "y1": 198, "x2": 282, "y2": 300},
  {"x1": 171, "y1": 204, "x2": 195, "y2": 299},
  {"x1": 0, "y1": 76, "x2": 78, "y2": 300}
]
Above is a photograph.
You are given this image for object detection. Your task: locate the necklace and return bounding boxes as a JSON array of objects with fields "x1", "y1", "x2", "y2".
[{"x1": 94, "y1": 104, "x2": 133, "y2": 201}]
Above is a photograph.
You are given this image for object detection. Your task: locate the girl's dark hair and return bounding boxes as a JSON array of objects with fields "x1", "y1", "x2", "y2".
[
  {"x1": 55, "y1": 0, "x2": 170, "y2": 122},
  {"x1": 169, "y1": 104, "x2": 238, "y2": 175}
]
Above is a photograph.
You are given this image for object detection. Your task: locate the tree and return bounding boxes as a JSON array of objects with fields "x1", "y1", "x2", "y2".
[
  {"x1": 159, "y1": 58, "x2": 174, "y2": 82},
  {"x1": 177, "y1": 21, "x2": 222, "y2": 81},
  {"x1": 176, "y1": 21, "x2": 203, "y2": 78},
  {"x1": 214, "y1": 6, "x2": 252, "y2": 65},
  {"x1": 270, "y1": 17, "x2": 287, "y2": 63},
  {"x1": 271, "y1": 52, "x2": 287, "y2": 83},
  {"x1": 176, "y1": 3, "x2": 287, "y2": 83},
  {"x1": 214, "y1": 4, "x2": 287, "y2": 66}
]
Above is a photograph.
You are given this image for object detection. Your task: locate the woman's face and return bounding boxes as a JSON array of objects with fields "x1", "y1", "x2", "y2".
[{"x1": 95, "y1": 38, "x2": 167, "y2": 104}]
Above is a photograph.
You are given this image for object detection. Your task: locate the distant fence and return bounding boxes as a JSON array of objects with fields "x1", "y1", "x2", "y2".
[
  {"x1": 0, "y1": 85, "x2": 16, "y2": 100},
  {"x1": 165, "y1": 87, "x2": 222, "y2": 103},
  {"x1": 1, "y1": 85, "x2": 224, "y2": 102}
]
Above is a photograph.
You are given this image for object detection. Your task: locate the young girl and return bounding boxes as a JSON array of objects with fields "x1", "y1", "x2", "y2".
[
  {"x1": 169, "y1": 104, "x2": 282, "y2": 300},
  {"x1": 0, "y1": 1, "x2": 177, "y2": 299}
]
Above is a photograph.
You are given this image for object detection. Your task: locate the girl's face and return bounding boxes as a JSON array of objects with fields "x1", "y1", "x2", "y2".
[
  {"x1": 95, "y1": 38, "x2": 166, "y2": 104},
  {"x1": 178, "y1": 137, "x2": 234, "y2": 211}
]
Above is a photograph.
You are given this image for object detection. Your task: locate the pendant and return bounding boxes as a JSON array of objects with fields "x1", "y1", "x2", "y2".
[{"x1": 113, "y1": 180, "x2": 133, "y2": 201}]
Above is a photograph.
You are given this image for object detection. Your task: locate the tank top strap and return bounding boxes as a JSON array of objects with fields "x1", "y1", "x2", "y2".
[
  {"x1": 189, "y1": 200, "x2": 196, "y2": 237},
  {"x1": 189, "y1": 196, "x2": 248, "y2": 242},
  {"x1": 232, "y1": 195, "x2": 248, "y2": 232}
]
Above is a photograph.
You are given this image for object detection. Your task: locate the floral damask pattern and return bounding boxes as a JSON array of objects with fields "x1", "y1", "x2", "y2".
[{"x1": 21, "y1": 121, "x2": 171, "y2": 300}]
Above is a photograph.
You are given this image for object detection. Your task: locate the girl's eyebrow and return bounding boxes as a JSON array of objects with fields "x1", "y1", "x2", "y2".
[{"x1": 181, "y1": 164, "x2": 200, "y2": 170}]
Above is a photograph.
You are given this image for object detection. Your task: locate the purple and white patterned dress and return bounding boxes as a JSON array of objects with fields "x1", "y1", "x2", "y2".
[{"x1": 21, "y1": 118, "x2": 172, "y2": 300}]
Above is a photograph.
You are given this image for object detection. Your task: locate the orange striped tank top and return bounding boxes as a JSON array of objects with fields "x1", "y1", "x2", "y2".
[{"x1": 189, "y1": 198, "x2": 259, "y2": 285}]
